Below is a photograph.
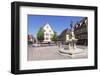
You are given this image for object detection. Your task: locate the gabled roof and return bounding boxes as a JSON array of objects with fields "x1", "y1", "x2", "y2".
[
  {"x1": 42, "y1": 22, "x2": 54, "y2": 32},
  {"x1": 74, "y1": 17, "x2": 88, "y2": 30}
]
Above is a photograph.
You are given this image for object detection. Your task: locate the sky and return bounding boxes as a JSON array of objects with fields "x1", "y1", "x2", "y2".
[{"x1": 28, "y1": 15, "x2": 85, "y2": 37}]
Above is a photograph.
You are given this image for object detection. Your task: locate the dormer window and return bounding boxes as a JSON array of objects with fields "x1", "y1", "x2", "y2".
[{"x1": 46, "y1": 26, "x2": 48, "y2": 28}]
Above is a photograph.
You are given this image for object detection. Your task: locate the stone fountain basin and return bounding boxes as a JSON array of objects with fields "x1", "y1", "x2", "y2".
[{"x1": 58, "y1": 48, "x2": 86, "y2": 55}]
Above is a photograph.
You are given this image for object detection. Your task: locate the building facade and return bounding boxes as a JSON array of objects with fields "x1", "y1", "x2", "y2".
[
  {"x1": 74, "y1": 17, "x2": 88, "y2": 45},
  {"x1": 28, "y1": 34, "x2": 36, "y2": 44},
  {"x1": 42, "y1": 23, "x2": 54, "y2": 42}
]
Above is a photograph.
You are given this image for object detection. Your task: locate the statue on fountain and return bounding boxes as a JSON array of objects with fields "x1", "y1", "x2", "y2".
[
  {"x1": 67, "y1": 22, "x2": 78, "y2": 52},
  {"x1": 58, "y1": 21, "x2": 85, "y2": 57}
]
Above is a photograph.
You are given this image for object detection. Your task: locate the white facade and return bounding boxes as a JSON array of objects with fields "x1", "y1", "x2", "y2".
[{"x1": 42, "y1": 23, "x2": 54, "y2": 42}]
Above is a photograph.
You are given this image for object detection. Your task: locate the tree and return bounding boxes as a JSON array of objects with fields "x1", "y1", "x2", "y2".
[
  {"x1": 37, "y1": 27, "x2": 44, "y2": 43},
  {"x1": 51, "y1": 32, "x2": 58, "y2": 43}
]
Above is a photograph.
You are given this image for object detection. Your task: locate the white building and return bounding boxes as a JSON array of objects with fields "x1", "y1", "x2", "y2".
[{"x1": 42, "y1": 23, "x2": 54, "y2": 42}]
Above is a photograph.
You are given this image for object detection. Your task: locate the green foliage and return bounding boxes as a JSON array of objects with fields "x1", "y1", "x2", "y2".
[
  {"x1": 51, "y1": 32, "x2": 57, "y2": 42},
  {"x1": 37, "y1": 27, "x2": 44, "y2": 42},
  {"x1": 28, "y1": 41, "x2": 33, "y2": 45}
]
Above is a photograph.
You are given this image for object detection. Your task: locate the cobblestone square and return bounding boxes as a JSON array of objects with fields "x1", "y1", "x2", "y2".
[{"x1": 27, "y1": 45, "x2": 88, "y2": 61}]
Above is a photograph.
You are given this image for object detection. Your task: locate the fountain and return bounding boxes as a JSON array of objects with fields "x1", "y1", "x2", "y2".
[{"x1": 58, "y1": 23, "x2": 86, "y2": 58}]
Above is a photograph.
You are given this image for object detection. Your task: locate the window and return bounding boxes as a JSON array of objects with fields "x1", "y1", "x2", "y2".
[
  {"x1": 45, "y1": 33, "x2": 49, "y2": 36},
  {"x1": 45, "y1": 37, "x2": 49, "y2": 40},
  {"x1": 46, "y1": 26, "x2": 48, "y2": 28}
]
